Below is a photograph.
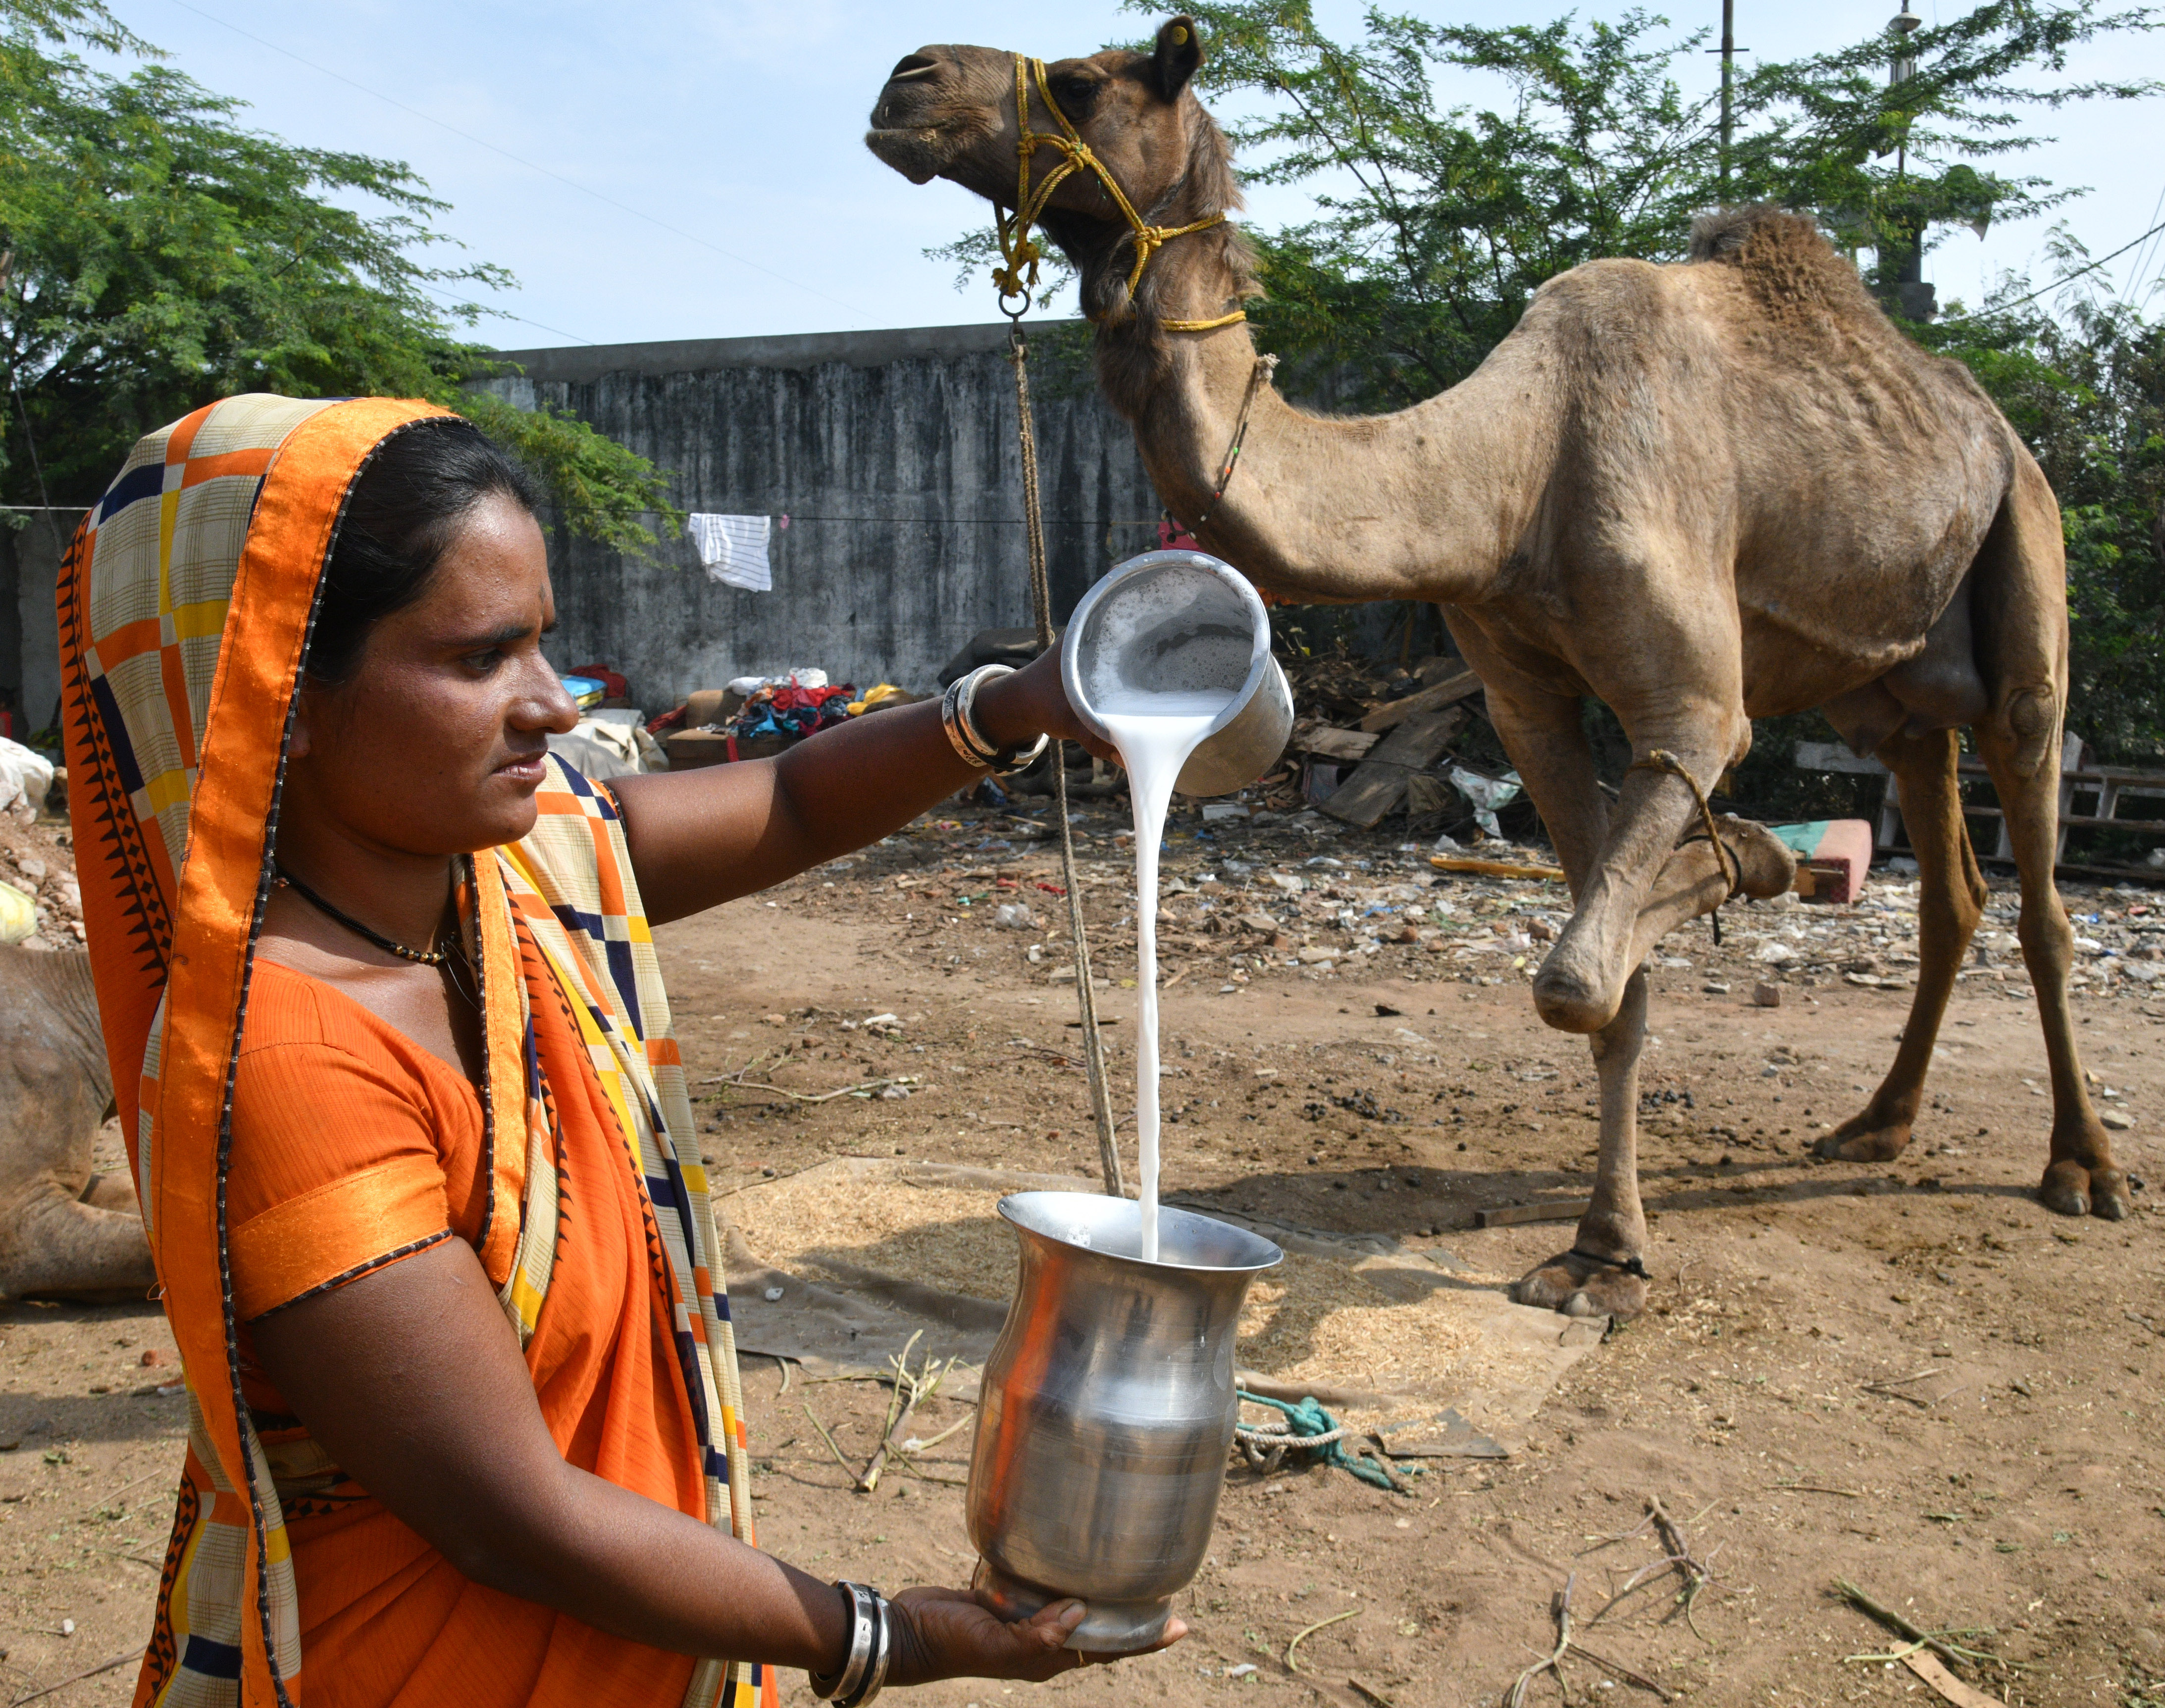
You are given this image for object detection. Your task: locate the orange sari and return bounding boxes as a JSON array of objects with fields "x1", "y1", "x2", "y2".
[{"x1": 60, "y1": 396, "x2": 772, "y2": 1708}]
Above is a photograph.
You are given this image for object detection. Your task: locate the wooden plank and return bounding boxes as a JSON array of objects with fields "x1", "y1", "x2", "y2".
[
  {"x1": 1367, "y1": 707, "x2": 1467, "y2": 769},
  {"x1": 1319, "y1": 709, "x2": 1469, "y2": 829},
  {"x1": 1431, "y1": 856, "x2": 1566, "y2": 882},
  {"x1": 1294, "y1": 724, "x2": 1380, "y2": 762},
  {"x1": 1358, "y1": 668, "x2": 1483, "y2": 733},
  {"x1": 1316, "y1": 763, "x2": 1411, "y2": 828},
  {"x1": 1473, "y1": 1198, "x2": 1592, "y2": 1229}
]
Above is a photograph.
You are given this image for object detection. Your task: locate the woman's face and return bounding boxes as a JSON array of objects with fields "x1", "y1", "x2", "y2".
[{"x1": 286, "y1": 493, "x2": 580, "y2": 859}]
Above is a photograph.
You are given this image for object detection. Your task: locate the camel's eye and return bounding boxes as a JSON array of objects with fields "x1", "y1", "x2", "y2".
[{"x1": 1049, "y1": 72, "x2": 1102, "y2": 116}]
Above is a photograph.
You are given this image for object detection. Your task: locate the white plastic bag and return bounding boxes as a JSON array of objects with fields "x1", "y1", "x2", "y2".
[
  {"x1": 0, "y1": 738, "x2": 56, "y2": 815},
  {"x1": 1447, "y1": 766, "x2": 1524, "y2": 838}
]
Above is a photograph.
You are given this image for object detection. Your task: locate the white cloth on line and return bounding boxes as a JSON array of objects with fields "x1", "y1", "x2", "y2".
[{"x1": 687, "y1": 513, "x2": 773, "y2": 592}]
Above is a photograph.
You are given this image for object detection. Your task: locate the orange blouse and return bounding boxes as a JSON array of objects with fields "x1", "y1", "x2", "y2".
[{"x1": 223, "y1": 958, "x2": 703, "y2": 1708}]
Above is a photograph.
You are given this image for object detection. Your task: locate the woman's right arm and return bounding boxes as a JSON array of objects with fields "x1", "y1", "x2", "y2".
[{"x1": 247, "y1": 1238, "x2": 1104, "y2": 1684}]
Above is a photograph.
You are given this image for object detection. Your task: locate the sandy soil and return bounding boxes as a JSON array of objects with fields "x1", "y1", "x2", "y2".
[{"x1": 3, "y1": 799, "x2": 2162, "y2": 1708}]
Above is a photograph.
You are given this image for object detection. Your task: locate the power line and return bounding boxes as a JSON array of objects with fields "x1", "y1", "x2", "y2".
[
  {"x1": 2121, "y1": 178, "x2": 2165, "y2": 302},
  {"x1": 1955, "y1": 217, "x2": 2165, "y2": 317},
  {"x1": 416, "y1": 282, "x2": 598, "y2": 349},
  {"x1": 159, "y1": 0, "x2": 873, "y2": 326}
]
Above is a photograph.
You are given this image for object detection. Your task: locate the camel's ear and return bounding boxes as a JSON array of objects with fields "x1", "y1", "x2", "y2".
[{"x1": 1151, "y1": 15, "x2": 1202, "y2": 101}]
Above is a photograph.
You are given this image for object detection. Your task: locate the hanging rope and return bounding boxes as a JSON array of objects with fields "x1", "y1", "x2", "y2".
[{"x1": 1009, "y1": 324, "x2": 1125, "y2": 1197}]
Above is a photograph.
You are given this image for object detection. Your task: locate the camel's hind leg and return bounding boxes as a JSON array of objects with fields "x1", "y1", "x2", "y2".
[
  {"x1": 1815, "y1": 727, "x2": 1987, "y2": 1161},
  {"x1": 1972, "y1": 725, "x2": 2125, "y2": 1216},
  {"x1": 1966, "y1": 452, "x2": 2124, "y2": 1216}
]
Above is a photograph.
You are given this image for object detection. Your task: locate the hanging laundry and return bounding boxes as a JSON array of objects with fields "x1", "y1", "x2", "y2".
[{"x1": 687, "y1": 513, "x2": 774, "y2": 592}]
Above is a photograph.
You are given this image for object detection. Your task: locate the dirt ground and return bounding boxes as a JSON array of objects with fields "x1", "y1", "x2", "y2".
[{"x1": 3, "y1": 797, "x2": 2162, "y2": 1708}]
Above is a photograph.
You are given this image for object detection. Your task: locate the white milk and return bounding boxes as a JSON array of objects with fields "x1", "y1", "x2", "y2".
[{"x1": 1096, "y1": 689, "x2": 1237, "y2": 1261}]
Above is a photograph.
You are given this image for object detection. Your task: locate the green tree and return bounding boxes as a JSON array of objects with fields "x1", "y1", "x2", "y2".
[
  {"x1": 0, "y1": 0, "x2": 676, "y2": 556},
  {"x1": 1928, "y1": 258, "x2": 2165, "y2": 760},
  {"x1": 1727, "y1": 2, "x2": 2159, "y2": 303},
  {"x1": 1089, "y1": 1, "x2": 2157, "y2": 407}
]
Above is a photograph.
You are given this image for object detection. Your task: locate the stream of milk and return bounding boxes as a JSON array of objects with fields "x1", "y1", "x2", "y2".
[{"x1": 1095, "y1": 689, "x2": 1238, "y2": 1262}]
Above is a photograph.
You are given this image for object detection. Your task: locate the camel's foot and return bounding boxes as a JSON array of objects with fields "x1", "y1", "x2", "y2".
[
  {"x1": 2040, "y1": 1154, "x2": 2132, "y2": 1221},
  {"x1": 1813, "y1": 1109, "x2": 1914, "y2": 1163},
  {"x1": 1716, "y1": 815, "x2": 1799, "y2": 900},
  {"x1": 1531, "y1": 966, "x2": 1613, "y2": 1036},
  {"x1": 1509, "y1": 1249, "x2": 1648, "y2": 1321}
]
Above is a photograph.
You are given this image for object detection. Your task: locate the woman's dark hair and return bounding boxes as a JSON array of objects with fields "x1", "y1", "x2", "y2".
[{"x1": 307, "y1": 418, "x2": 544, "y2": 684}]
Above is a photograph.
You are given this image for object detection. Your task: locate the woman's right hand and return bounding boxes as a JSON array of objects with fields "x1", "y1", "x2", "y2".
[{"x1": 884, "y1": 1585, "x2": 1187, "y2": 1685}]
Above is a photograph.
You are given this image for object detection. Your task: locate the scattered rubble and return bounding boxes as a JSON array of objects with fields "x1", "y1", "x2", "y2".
[{"x1": 0, "y1": 793, "x2": 82, "y2": 952}]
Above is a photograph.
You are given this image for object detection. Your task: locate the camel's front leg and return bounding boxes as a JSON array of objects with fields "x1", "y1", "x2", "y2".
[
  {"x1": 1533, "y1": 743, "x2": 1741, "y2": 1033},
  {"x1": 1512, "y1": 968, "x2": 1652, "y2": 1318},
  {"x1": 1463, "y1": 663, "x2": 1663, "y2": 1319}
]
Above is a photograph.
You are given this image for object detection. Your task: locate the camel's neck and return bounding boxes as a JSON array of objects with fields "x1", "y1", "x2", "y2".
[{"x1": 1092, "y1": 238, "x2": 1558, "y2": 608}]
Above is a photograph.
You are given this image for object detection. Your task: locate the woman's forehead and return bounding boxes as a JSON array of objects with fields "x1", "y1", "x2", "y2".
[{"x1": 406, "y1": 501, "x2": 553, "y2": 625}]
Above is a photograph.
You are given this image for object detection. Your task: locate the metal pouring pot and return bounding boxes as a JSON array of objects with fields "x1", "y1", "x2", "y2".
[
  {"x1": 965, "y1": 1192, "x2": 1283, "y2": 1652},
  {"x1": 1061, "y1": 551, "x2": 1294, "y2": 798}
]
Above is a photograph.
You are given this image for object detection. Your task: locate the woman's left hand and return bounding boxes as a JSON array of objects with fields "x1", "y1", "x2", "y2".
[
  {"x1": 971, "y1": 649, "x2": 1118, "y2": 765},
  {"x1": 884, "y1": 1585, "x2": 1186, "y2": 1685}
]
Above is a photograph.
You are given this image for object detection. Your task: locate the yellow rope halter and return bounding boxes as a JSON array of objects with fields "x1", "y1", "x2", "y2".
[{"x1": 992, "y1": 53, "x2": 1246, "y2": 333}]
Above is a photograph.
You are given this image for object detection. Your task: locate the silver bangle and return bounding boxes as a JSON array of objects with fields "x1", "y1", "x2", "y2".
[
  {"x1": 843, "y1": 1591, "x2": 891, "y2": 1708},
  {"x1": 810, "y1": 1582, "x2": 879, "y2": 1702},
  {"x1": 944, "y1": 663, "x2": 1053, "y2": 778},
  {"x1": 940, "y1": 666, "x2": 1007, "y2": 768}
]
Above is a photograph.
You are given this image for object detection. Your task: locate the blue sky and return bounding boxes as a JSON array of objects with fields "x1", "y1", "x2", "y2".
[{"x1": 120, "y1": 0, "x2": 2165, "y2": 352}]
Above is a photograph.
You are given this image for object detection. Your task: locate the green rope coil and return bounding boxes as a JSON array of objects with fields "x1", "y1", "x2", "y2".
[{"x1": 1236, "y1": 1391, "x2": 1406, "y2": 1492}]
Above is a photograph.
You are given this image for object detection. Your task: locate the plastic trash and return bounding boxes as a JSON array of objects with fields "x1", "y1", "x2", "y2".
[
  {"x1": 0, "y1": 880, "x2": 38, "y2": 945},
  {"x1": 994, "y1": 903, "x2": 1037, "y2": 930},
  {"x1": 0, "y1": 738, "x2": 55, "y2": 815},
  {"x1": 1447, "y1": 766, "x2": 1524, "y2": 838}
]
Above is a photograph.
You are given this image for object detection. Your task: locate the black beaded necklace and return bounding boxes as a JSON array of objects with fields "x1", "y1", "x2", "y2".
[{"x1": 275, "y1": 863, "x2": 460, "y2": 967}]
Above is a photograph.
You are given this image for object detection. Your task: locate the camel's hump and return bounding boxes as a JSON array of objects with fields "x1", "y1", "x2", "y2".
[{"x1": 1687, "y1": 203, "x2": 1840, "y2": 264}]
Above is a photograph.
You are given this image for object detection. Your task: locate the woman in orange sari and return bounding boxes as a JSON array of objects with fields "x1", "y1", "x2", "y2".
[{"x1": 61, "y1": 395, "x2": 1165, "y2": 1708}]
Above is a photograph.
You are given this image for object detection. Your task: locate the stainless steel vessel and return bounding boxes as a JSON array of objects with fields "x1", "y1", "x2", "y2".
[
  {"x1": 966, "y1": 1192, "x2": 1282, "y2": 1651},
  {"x1": 1060, "y1": 551, "x2": 1294, "y2": 799}
]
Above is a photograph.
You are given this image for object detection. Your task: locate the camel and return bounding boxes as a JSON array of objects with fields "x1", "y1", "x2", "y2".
[
  {"x1": 0, "y1": 948, "x2": 155, "y2": 1302},
  {"x1": 866, "y1": 17, "x2": 2123, "y2": 1319}
]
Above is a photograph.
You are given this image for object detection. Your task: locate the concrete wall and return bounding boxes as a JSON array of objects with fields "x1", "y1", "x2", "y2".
[
  {"x1": 0, "y1": 509, "x2": 87, "y2": 740},
  {"x1": 471, "y1": 322, "x2": 1164, "y2": 708}
]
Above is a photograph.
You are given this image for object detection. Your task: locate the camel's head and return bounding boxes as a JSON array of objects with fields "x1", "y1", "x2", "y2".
[{"x1": 866, "y1": 16, "x2": 1242, "y2": 327}]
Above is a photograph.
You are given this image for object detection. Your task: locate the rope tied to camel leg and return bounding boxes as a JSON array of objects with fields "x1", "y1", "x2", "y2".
[
  {"x1": 1010, "y1": 326, "x2": 1124, "y2": 1197},
  {"x1": 1568, "y1": 1248, "x2": 1651, "y2": 1282},
  {"x1": 1626, "y1": 747, "x2": 1741, "y2": 945}
]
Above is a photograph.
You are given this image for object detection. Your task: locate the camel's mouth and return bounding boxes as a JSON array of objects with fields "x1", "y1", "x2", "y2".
[{"x1": 863, "y1": 124, "x2": 960, "y2": 186}]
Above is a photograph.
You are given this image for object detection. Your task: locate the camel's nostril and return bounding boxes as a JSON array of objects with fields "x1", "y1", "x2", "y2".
[{"x1": 887, "y1": 54, "x2": 939, "y2": 83}]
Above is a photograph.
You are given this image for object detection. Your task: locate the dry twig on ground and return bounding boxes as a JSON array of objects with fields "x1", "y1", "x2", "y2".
[
  {"x1": 1835, "y1": 1579, "x2": 2011, "y2": 1674},
  {"x1": 1505, "y1": 1575, "x2": 1575, "y2": 1708},
  {"x1": 1585, "y1": 1497, "x2": 1721, "y2": 1642},
  {"x1": 858, "y1": 1333, "x2": 956, "y2": 1494}
]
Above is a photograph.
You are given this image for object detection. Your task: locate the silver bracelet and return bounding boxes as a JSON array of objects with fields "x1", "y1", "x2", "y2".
[
  {"x1": 942, "y1": 663, "x2": 1052, "y2": 778},
  {"x1": 845, "y1": 1590, "x2": 892, "y2": 1708},
  {"x1": 809, "y1": 1582, "x2": 881, "y2": 1703},
  {"x1": 940, "y1": 666, "x2": 1004, "y2": 768}
]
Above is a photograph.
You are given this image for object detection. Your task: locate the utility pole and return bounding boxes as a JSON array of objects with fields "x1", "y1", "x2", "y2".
[
  {"x1": 1884, "y1": 8, "x2": 1934, "y2": 318},
  {"x1": 1719, "y1": 0, "x2": 1736, "y2": 200}
]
